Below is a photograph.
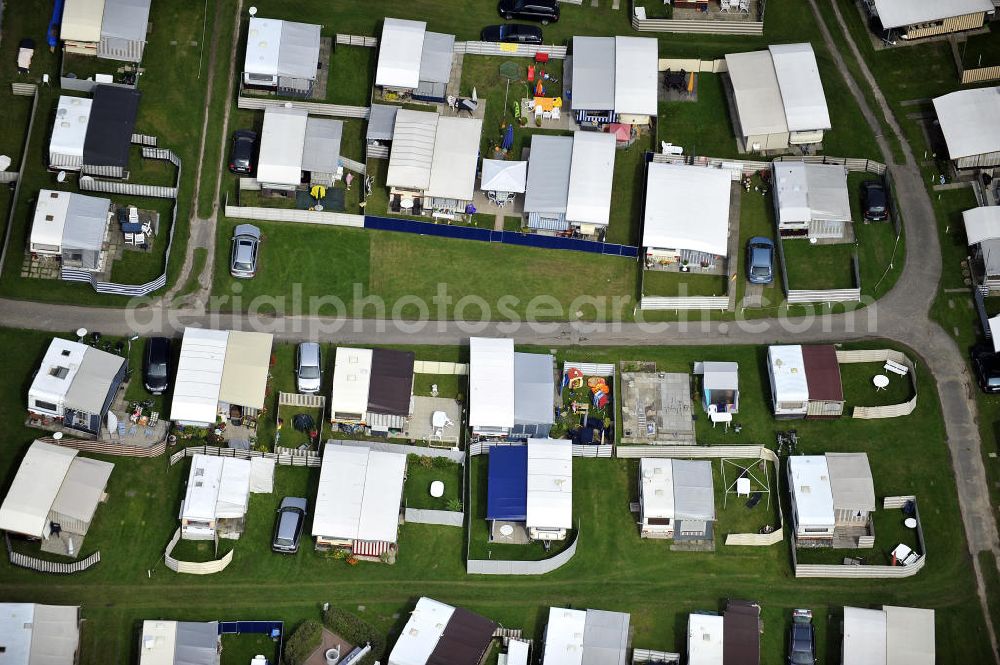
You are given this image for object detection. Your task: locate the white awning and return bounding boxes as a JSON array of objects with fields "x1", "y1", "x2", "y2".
[
  {"x1": 873, "y1": 0, "x2": 993, "y2": 29},
  {"x1": 933, "y1": 86, "x2": 1000, "y2": 160},
  {"x1": 687, "y1": 613, "x2": 724, "y2": 665},
  {"x1": 0, "y1": 441, "x2": 78, "y2": 538},
  {"x1": 469, "y1": 337, "x2": 515, "y2": 430},
  {"x1": 769, "y1": 43, "x2": 831, "y2": 132},
  {"x1": 566, "y1": 131, "x2": 616, "y2": 226},
  {"x1": 49, "y1": 454, "x2": 114, "y2": 528},
  {"x1": 964, "y1": 206, "x2": 1000, "y2": 245},
  {"x1": 30, "y1": 190, "x2": 73, "y2": 253},
  {"x1": 768, "y1": 345, "x2": 809, "y2": 402},
  {"x1": 257, "y1": 105, "x2": 308, "y2": 187},
  {"x1": 426, "y1": 116, "x2": 483, "y2": 201},
  {"x1": 276, "y1": 20, "x2": 321, "y2": 80},
  {"x1": 330, "y1": 347, "x2": 373, "y2": 418},
  {"x1": 170, "y1": 328, "x2": 229, "y2": 425},
  {"x1": 526, "y1": 438, "x2": 573, "y2": 530},
  {"x1": 481, "y1": 159, "x2": 527, "y2": 194},
  {"x1": 216, "y1": 457, "x2": 252, "y2": 518},
  {"x1": 843, "y1": 607, "x2": 887, "y2": 665},
  {"x1": 376, "y1": 18, "x2": 426, "y2": 89},
  {"x1": 302, "y1": 117, "x2": 343, "y2": 175},
  {"x1": 826, "y1": 452, "x2": 875, "y2": 512},
  {"x1": 571, "y1": 37, "x2": 615, "y2": 111},
  {"x1": 788, "y1": 456, "x2": 835, "y2": 528},
  {"x1": 725, "y1": 50, "x2": 788, "y2": 137},
  {"x1": 672, "y1": 459, "x2": 715, "y2": 521},
  {"x1": 61, "y1": 192, "x2": 112, "y2": 254},
  {"x1": 386, "y1": 109, "x2": 438, "y2": 191},
  {"x1": 249, "y1": 457, "x2": 275, "y2": 494},
  {"x1": 884, "y1": 606, "x2": 935, "y2": 665},
  {"x1": 614, "y1": 36, "x2": 658, "y2": 116},
  {"x1": 219, "y1": 330, "x2": 273, "y2": 410},
  {"x1": 61, "y1": 0, "x2": 106, "y2": 43},
  {"x1": 642, "y1": 162, "x2": 732, "y2": 256},
  {"x1": 773, "y1": 162, "x2": 850, "y2": 225},
  {"x1": 49, "y1": 96, "x2": 92, "y2": 164}
]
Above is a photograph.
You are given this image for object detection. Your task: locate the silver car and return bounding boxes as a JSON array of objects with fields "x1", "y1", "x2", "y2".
[
  {"x1": 230, "y1": 224, "x2": 261, "y2": 279},
  {"x1": 295, "y1": 342, "x2": 322, "y2": 394}
]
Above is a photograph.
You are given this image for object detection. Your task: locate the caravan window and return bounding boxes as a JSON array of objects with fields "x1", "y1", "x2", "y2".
[{"x1": 33, "y1": 399, "x2": 58, "y2": 412}]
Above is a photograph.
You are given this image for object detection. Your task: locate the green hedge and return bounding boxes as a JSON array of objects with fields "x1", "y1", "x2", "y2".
[
  {"x1": 322, "y1": 608, "x2": 386, "y2": 665},
  {"x1": 281, "y1": 619, "x2": 322, "y2": 665}
]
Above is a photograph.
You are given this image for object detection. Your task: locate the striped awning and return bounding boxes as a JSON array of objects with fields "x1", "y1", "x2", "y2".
[{"x1": 352, "y1": 539, "x2": 392, "y2": 557}]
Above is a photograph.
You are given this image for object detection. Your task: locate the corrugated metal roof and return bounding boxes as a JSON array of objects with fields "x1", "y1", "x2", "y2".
[
  {"x1": 302, "y1": 117, "x2": 343, "y2": 174},
  {"x1": 523, "y1": 134, "x2": 573, "y2": 214},
  {"x1": 873, "y1": 0, "x2": 993, "y2": 29},
  {"x1": 386, "y1": 109, "x2": 437, "y2": 190},
  {"x1": 419, "y1": 31, "x2": 455, "y2": 84},
  {"x1": 572, "y1": 36, "x2": 616, "y2": 111},
  {"x1": 933, "y1": 86, "x2": 1000, "y2": 160}
]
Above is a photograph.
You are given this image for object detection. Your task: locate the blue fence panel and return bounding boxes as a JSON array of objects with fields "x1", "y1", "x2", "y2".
[
  {"x1": 364, "y1": 215, "x2": 493, "y2": 242},
  {"x1": 218, "y1": 620, "x2": 284, "y2": 636}
]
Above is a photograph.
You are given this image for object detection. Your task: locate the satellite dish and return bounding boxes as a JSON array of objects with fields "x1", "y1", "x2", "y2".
[
  {"x1": 248, "y1": 5, "x2": 257, "y2": 16},
  {"x1": 76, "y1": 327, "x2": 88, "y2": 340},
  {"x1": 53, "y1": 431, "x2": 64, "y2": 440},
  {"x1": 57, "y1": 171, "x2": 67, "y2": 183}
]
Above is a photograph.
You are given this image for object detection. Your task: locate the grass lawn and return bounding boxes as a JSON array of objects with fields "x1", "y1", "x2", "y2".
[
  {"x1": 657, "y1": 73, "x2": 738, "y2": 158},
  {"x1": 781, "y1": 240, "x2": 856, "y2": 291},
  {"x1": 839, "y1": 361, "x2": 915, "y2": 409},
  {"x1": 412, "y1": 373, "x2": 464, "y2": 400},
  {"x1": 733, "y1": 184, "x2": 785, "y2": 310},
  {"x1": 960, "y1": 24, "x2": 1000, "y2": 70},
  {"x1": 608, "y1": 134, "x2": 652, "y2": 246},
  {"x1": 327, "y1": 45, "x2": 376, "y2": 106},
  {"x1": 221, "y1": 633, "x2": 279, "y2": 665},
  {"x1": 0, "y1": 329, "x2": 995, "y2": 662},
  {"x1": 504, "y1": 216, "x2": 523, "y2": 231},
  {"x1": 642, "y1": 270, "x2": 729, "y2": 297},
  {"x1": 404, "y1": 457, "x2": 463, "y2": 510},
  {"x1": 795, "y1": 505, "x2": 921, "y2": 566},
  {"x1": 276, "y1": 404, "x2": 324, "y2": 451}
]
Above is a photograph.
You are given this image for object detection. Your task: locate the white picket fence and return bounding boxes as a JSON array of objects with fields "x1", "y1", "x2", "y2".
[
  {"x1": 237, "y1": 95, "x2": 370, "y2": 119},
  {"x1": 453, "y1": 41, "x2": 568, "y2": 59},
  {"x1": 786, "y1": 288, "x2": 862, "y2": 304},
  {"x1": 639, "y1": 296, "x2": 730, "y2": 311},
  {"x1": 467, "y1": 530, "x2": 579, "y2": 575},
  {"x1": 224, "y1": 204, "x2": 365, "y2": 228},
  {"x1": 404, "y1": 507, "x2": 464, "y2": 527}
]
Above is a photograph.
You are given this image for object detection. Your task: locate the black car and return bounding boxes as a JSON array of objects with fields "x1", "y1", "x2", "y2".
[
  {"x1": 143, "y1": 337, "x2": 171, "y2": 395},
  {"x1": 972, "y1": 344, "x2": 1000, "y2": 393},
  {"x1": 228, "y1": 129, "x2": 258, "y2": 175},
  {"x1": 481, "y1": 24, "x2": 544, "y2": 44},
  {"x1": 861, "y1": 180, "x2": 889, "y2": 222},
  {"x1": 498, "y1": 0, "x2": 560, "y2": 24},
  {"x1": 272, "y1": 497, "x2": 307, "y2": 553},
  {"x1": 788, "y1": 609, "x2": 816, "y2": 665}
]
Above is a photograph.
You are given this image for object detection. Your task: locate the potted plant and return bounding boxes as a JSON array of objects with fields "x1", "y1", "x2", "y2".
[{"x1": 680, "y1": 259, "x2": 690, "y2": 273}]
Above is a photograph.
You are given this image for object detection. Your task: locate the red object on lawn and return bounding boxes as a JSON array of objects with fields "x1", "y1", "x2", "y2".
[
  {"x1": 527, "y1": 64, "x2": 535, "y2": 82},
  {"x1": 535, "y1": 52, "x2": 549, "y2": 63}
]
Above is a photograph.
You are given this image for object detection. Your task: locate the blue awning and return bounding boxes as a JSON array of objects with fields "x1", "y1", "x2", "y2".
[{"x1": 487, "y1": 445, "x2": 528, "y2": 521}]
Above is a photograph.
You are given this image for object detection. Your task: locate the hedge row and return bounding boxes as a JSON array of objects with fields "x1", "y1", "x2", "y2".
[
  {"x1": 281, "y1": 619, "x2": 322, "y2": 665},
  {"x1": 322, "y1": 607, "x2": 386, "y2": 665}
]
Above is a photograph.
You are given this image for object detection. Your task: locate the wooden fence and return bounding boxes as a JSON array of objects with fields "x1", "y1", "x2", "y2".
[
  {"x1": 224, "y1": 202, "x2": 365, "y2": 228},
  {"x1": 404, "y1": 507, "x2": 464, "y2": 527},
  {"x1": 638, "y1": 295, "x2": 730, "y2": 311},
  {"x1": 11, "y1": 82, "x2": 37, "y2": 96},
  {"x1": 5, "y1": 534, "x2": 101, "y2": 574},
  {"x1": 632, "y1": 649, "x2": 681, "y2": 664},
  {"x1": 0, "y1": 84, "x2": 38, "y2": 276},
  {"x1": 169, "y1": 445, "x2": 322, "y2": 467},
  {"x1": 467, "y1": 527, "x2": 580, "y2": 575},
  {"x1": 164, "y1": 528, "x2": 234, "y2": 575},
  {"x1": 453, "y1": 41, "x2": 568, "y2": 59},
  {"x1": 79, "y1": 176, "x2": 178, "y2": 199},
  {"x1": 340, "y1": 156, "x2": 366, "y2": 174},
  {"x1": 329, "y1": 439, "x2": 466, "y2": 462},
  {"x1": 0, "y1": 171, "x2": 18, "y2": 183},
  {"x1": 836, "y1": 349, "x2": 918, "y2": 418},
  {"x1": 413, "y1": 360, "x2": 468, "y2": 375},
  {"x1": 961, "y1": 65, "x2": 1000, "y2": 84},
  {"x1": 468, "y1": 441, "x2": 613, "y2": 458},
  {"x1": 38, "y1": 435, "x2": 166, "y2": 458},
  {"x1": 237, "y1": 95, "x2": 370, "y2": 119},
  {"x1": 336, "y1": 33, "x2": 377, "y2": 47},
  {"x1": 785, "y1": 288, "x2": 862, "y2": 304},
  {"x1": 631, "y1": 11, "x2": 763, "y2": 35}
]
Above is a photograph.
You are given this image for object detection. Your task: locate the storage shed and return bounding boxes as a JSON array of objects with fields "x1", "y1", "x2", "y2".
[
  {"x1": 526, "y1": 438, "x2": 573, "y2": 541},
  {"x1": 312, "y1": 444, "x2": 407, "y2": 558},
  {"x1": 388, "y1": 597, "x2": 497, "y2": 665},
  {"x1": 242, "y1": 17, "x2": 321, "y2": 97},
  {"x1": 180, "y1": 455, "x2": 252, "y2": 540},
  {"x1": 0, "y1": 440, "x2": 114, "y2": 540},
  {"x1": 139, "y1": 620, "x2": 221, "y2": 665},
  {"x1": 870, "y1": 0, "x2": 994, "y2": 40},
  {"x1": 642, "y1": 163, "x2": 732, "y2": 268},
  {"x1": 27, "y1": 337, "x2": 126, "y2": 436},
  {"x1": 766, "y1": 345, "x2": 843, "y2": 418},
  {"x1": 98, "y1": 0, "x2": 151, "y2": 61},
  {"x1": 638, "y1": 458, "x2": 716, "y2": 540},
  {"x1": 695, "y1": 361, "x2": 739, "y2": 414},
  {"x1": 29, "y1": 190, "x2": 111, "y2": 271},
  {"x1": 772, "y1": 162, "x2": 851, "y2": 240},
  {"x1": 0, "y1": 603, "x2": 80, "y2": 665},
  {"x1": 932, "y1": 86, "x2": 1000, "y2": 170},
  {"x1": 724, "y1": 43, "x2": 831, "y2": 152},
  {"x1": 842, "y1": 605, "x2": 934, "y2": 665}
]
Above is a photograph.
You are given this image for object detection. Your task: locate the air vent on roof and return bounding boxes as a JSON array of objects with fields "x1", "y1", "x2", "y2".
[
  {"x1": 46, "y1": 215, "x2": 55, "y2": 222},
  {"x1": 61, "y1": 349, "x2": 71, "y2": 356},
  {"x1": 195, "y1": 468, "x2": 205, "y2": 477},
  {"x1": 790, "y1": 367, "x2": 799, "y2": 373},
  {"x1": 259, "y1": 41, "x2": 268, "y2": 48},
  {"x1": 195, "y1": 481, "x2": 203, "y2": 487},
  {"x1": 654, "y1": 489, "x2": 664, "y2": 496},
  {"x1": 79, "y1": 116, "x2": 87, "y2": 123},
  {"x1": 49, "y1": 192, "x2": 59, "y2": 198},
  {"x1": 800, "y1": 485, "x2": 810, "y2": 494},
  {"x1": 408, "y1": 628, "x2": 419, "y2": 636},
  {"x1": 702, "y1": 632, "x2": 712, "y2": 641},
  {"x1": 50, "y1": 366, "x2": 69, "y2": 379},
  {"x1": 57, "y1": 108, "x2": 67, "y2": 117},
  {"x1": 60, "y1": 122, "x2": 71, "y2": 128}
]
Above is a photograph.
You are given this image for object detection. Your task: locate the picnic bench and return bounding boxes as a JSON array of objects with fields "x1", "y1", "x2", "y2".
[{"x1": 884, "y1": 359, "x2": 908, "y2": 376}]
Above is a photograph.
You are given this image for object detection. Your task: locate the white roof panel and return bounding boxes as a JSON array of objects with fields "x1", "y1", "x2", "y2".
[
  {"x1": 0, "y1": 603, "x2": 79, "y2": 665},
  {"x1": 181, "y1": 455, "x2": 224, "y2": 522},
  {"x1": 50, "y1": 456, "x2": 115, "y2": 526},
  {"x1": 724, "y1": 50, "x2": 788, "y2": 137},
  {"x1": 426, "y1": 116, "x2": 483, "y2": 201},
  {"x1": 543, "y1": 607, "x2": 587, "y2": 665},
  {"x1": 826, "y1": 452, "x2": 875, "y2": 512},
  {"x1": 642, "y1": 163, "x2": 732, "y2": 256},
  {"x1": 773, "y1": 162, "x2": 850, "y2": 225},
  {"x1": 215, "y1": 457, "x2": 252, "y2": 519},
  {"x1": 768, "y1": 345, "x2": 809, "y2": 402},
  {"x1": 507, "y1": 640, "x2": 531, "y2": 665},
  {"x1": 61, "y1": 0, "x2": 106, "y2": 43},
  {"x1": 50, "y1": 96, "x2": 92, "y2": 162},
  {"x1": 100, "y1": 0, "x2": 151, "y2": 42},
  {"x1": 244, "y1": 18, "x2": 281, "y2": 76},
  {"x1": 219, "y1": 331, "x2": 273, "y2": 410},
  {"x1": 572, "y1": 37, "x2": 616, "y2": 111},
  {"x1": 257, "y1": 106, "x2": 308, "y2": 187},
  {"x1": 377, "y1": 18, "x2": 426, "y2": 89},
  {"x1": 331, "y1": 347, "x2": 373, "y2": 418},
  {"x1": 0, "y1": 441, "x2": 78, "y2": 538},
  {"x1": 386, "y1": 109, "x2": 438, "y2": 191},
  {"x1": 672, "y1": 459, "x2": 715, "y2": 522},
  {"x1": 526, "y1": 438, "x2": 573, "y2": 530},
  {"x1": 769, "y1": 44, "x2": 831, "y2": 132},
  {"x1": 359, "y1": 450, "x2": 407, "y2": 542},
  {"x1": 419, "y1": 32, "x2": 455, "y2": 85},
  {"x1": 640, "y1": 458, "x2": 674, "y2": 519},
  {"x1": 702, "y1": 361, "x2": 739, "y2": 391},
  {"x1": 469, "y1": 337, "x2": 515, "y2": 429},
  {"x1": 843, "y1": 607, "x2": 887, "y2": 665},
  {"x1": 30, "y1": 190, "x2": 73, "y2": 252},
  {"x1": 389, "y1": 597, "x2": 455, "y2": 665},
  {"x1": 788, "y1": 455, "x2": 835, "y2": 528},
  {"x1": 614, "y1": 37, "x2": 658, "y2": 116},
  {"x1": 0, "y1": 604, "x2": 34, "y2": 665},
  {"x1": 170, "y1": 328, "x2": 229, "y2": 425},
  {"x1": 566, "y1": 131, "x2": 616, "y2": 226},
  {"x1": 687, "y1": 614, "x2": 724, "y2": 665},
  {"x1": 277, "y1": 20, "x2": 321, "y2": 80},
  {"x1": 933, "y1": 86, "x2": 1000, "y2": 160},
  {"x1": 523, "y1": 135, "x2": 573, "y2": 214},
  {"x1": 873, "y1": 0, "x2": 993, "y2": 29},
  {"x1": 481, "y1": 159, "x2": 528, "y2": 194},
  {"x1": 884, "y1": 606, "x2": 934, "y2": 665},
  {"x1": 28, "y1": 337, "x2": 84, "y2": 414},
  {"x1": 964, "y1": 205, "x2": 1000, "y2": 245}
]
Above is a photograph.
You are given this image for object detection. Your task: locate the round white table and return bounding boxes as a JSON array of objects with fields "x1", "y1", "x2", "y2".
[
  {"x1": 904, "y1": 517, "x2": 917, "y2": 529},
  {"x1": 430, "y1": 480, "x2": 444, "y2": 498},
  {"x1": 873, "y1": 374, "x2": 889, "y2": 391},
  {"x1": 499, "y1": 524, "x2": 514, "y2": 537},
  {"x1": 400, "y1": 197, "x2": 415, "y2": 211}
]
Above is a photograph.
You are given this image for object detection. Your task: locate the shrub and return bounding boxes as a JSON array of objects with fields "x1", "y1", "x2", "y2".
[
  {"x1": 431, "y1": 456, "x2": 456, "y2": 469},
  {"x1": 281, "y1": 619, "x2": 322, "y2": 665},
  {"x1": 322, "y1": 608, "x2": 386, "y2": 665}
]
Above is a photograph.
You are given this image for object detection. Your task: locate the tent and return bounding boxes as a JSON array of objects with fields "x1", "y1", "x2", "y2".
[
  {"x1": 257, "y1": 105, "x2": 308, "y2": 189},
  {"x1": 386, "y1": 109, "x2": 438, "y2": 191},
  {"x1": 426, "y1": 116, "x2": 483, "y2": 202},
  {"x1": 469, "y1": 337, "x2": 516, "y2": 433},
  {"x1": 565, "y1": 131, "x2": 616, "y2": 227},
  {"x1": 99, "y1": 0, "x2": 151, "y2": 61},
  {"x1": 83, "y1": 85, "x2": 140, "y2": 171},
  {"x1": 688, "y1": 614, "x2": 724, "y2": 665},
  {"x1": 376, "y1": 18, "x2": 426, "y2": 89},
  {"x1": 525, "y1": 438, "x2": 573, "y2": 538},
  {"x1": 642, "y1": 163, "x2": 732, "y2": 257},
  {"x1": 49, "y1": 96, "x2": 93, "y2": 170},
  {"x1": 932, "y1": 86, "x2": 1000, "y2": 169},
  {"x1": 480, "y1": 159, "x2": 528, "y2": 194},
  {"x1": 218, "y1": 330, "x2": 273, "y2": 411},
  {"x1": 487, "y1": 445, "x2": 528, "y2": 521},
  {"x1": 788, "y1": 456, "x2": 835, "y2": 538},
  {"x1": 513, "y1": 352, "x2": 555, "y2": 438},
  {"x1": 170, "y1": 328, "x2": 229, "y2": 426},
  {"x1": 523, "y1": 135, "x2": 573, "y2": 231},
  {"x1": 139, "y1": 620, "x2": 220, "y2": 665},
  {"x1": 0, "y1": 603, "x2": 80, "y2": 665},
  {"x1": 312, "y1": 444, "x2": 407, "y2": 550}
]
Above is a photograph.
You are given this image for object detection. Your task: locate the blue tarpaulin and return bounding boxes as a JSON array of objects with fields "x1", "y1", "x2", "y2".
[{"x1": 487, "y1": 445, "x2": 528, "y2": 521}]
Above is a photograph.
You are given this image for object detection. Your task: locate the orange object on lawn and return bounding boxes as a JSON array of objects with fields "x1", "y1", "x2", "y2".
[
  {"x1": 687, "y1": 72, "x2": 695, "y2": 93},
  {"x1": 527, "y1": 64, "x2": 535, "y2": 82}
]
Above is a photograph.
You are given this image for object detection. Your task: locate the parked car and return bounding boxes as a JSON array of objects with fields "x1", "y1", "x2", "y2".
[
  {"x1": 480, "y1": 23, "x2": 544, "y2": 44},
  {"x1": 788, "y1": 609, "x2": 816, "y2": 665},
  {"x1": 972, "y1": 344, "x2": 1000, "y2": 393},
  {"x1": 271, "y1": 497, "x2": 307, "y2": 554},
  {"x1": 861, "y1": 180, "x2": 889, "y2": 222},
  {"x1": 228, "y1": 129, "x2": 258, "y2": 175},
  {"x1": 497, "y1": 0, "x2": 559, "y2": 24},
  {"x1": 142, "y1": 336, "x2": 171, "y2": 395},
  {"x1": 230, "y1": 224, "x2": 261, "y2": 279},
  {"x1": 295, "y1": 342, "x2": 322, "y2": 394},
  {"x1": 746, "y1": 236, "x2": 775, "y2": 285}
]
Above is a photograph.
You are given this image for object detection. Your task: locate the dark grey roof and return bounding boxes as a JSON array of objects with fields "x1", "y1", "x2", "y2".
[
  {"x1": 523, "y1": 135, "x2": 573, "y2": 214},
  {"x1": 367, "y1": 104, "x2": 399, "y2": 141},
  {"x1": 100, "y1": 0, "x2": 151, "y2": 40},
  {"x1": 583, "y1": 609, "x2": 630, "y2": 665},
  {"x1": 514, "y1": 352, "x2": 555, "y2": 426},
  {"x1": 83, "y1": 85, "x2": 140, "y2": 168}
]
